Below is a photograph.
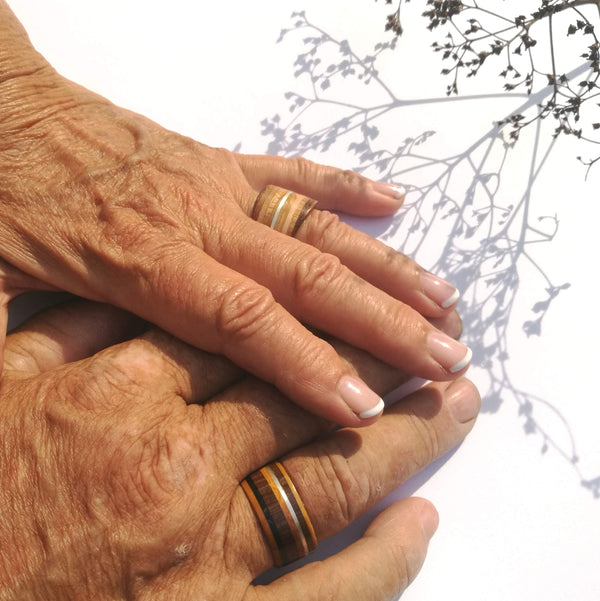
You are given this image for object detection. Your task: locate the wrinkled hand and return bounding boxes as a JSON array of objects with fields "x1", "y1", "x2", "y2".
[
  {"x1": 0, "y1": 3, "x2": 471, "y2": 426},
  {"x1": 0, "y1": 301, "x2": 480, "y2": 601}
]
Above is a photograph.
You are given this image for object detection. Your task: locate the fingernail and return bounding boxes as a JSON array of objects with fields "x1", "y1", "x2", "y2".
[
  {"x1": 421, "y1": 271, "x2": 460, "y2": 309},
  {"x1": 419, "y1": 501, "x2": 439, "y2": 540},
  {"x1": 446, "y1": 379, "x2": 481, "y2": 423},
  {"x1": 337, "y1": 375, "x2": 385, "y2": 419},
  {"x1": 372, "y1": 181, "x2": 406, "y2": 201},
  {"x1": 427, "y1": 331, "x2": 472, "y2": 374}
]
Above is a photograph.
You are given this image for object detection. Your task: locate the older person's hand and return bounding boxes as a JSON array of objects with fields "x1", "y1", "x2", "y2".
[
  {"x1": 0, "y1": 2, "x2": 470, "y2": 427},
  {"x1": 0, "y1": 300, "x2": 479, "y2": 600}
]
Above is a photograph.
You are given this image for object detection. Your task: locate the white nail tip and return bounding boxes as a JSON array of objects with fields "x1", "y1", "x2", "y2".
[
  {"x1": 392, "y1": 185, "x2": 406, "y2": 199},
  {"x1": 359, "y1": 398, "x2": 385, "y2": 419},
  {"x1": 449, "y1": 347, "x2": 473, "y2": 374},
  {"x1": 441, "y1": 288, "x2": 460, "y2": 309}
]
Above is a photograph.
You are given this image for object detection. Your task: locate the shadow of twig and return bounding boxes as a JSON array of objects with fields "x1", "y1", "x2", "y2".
[{"x1": 259, "y1": 11, "x2": 599, "y2": 499}]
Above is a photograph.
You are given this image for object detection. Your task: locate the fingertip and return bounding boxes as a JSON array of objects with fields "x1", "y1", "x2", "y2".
[
  {"x1": 427, "y1": 330, "x2": 473, "y2": 376},
  {"x1": 420, "y1": 271, "x2": 461, "y2": 311},
  {"x1": 338, "y1": 180, "x2": 406, "y2": 217},
  {"x1": 368, "y1": 181, "x2": 407, "y2": 213},
  {"x1": 358, "y1": 397, "x2": 385, "y2": 420},
  {"x1": 414, "y1": 497, "x2": 439, "y2": 541},
  {"x1": 445, "y1": 377, "x2": 481, "y2": 424},
  {"x1": 337, "y1": 374, "x2": 385, "y2": 423}
]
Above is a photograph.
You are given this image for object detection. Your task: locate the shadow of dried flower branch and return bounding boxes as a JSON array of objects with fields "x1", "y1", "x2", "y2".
[{"x1": 259, "y1": 10, "x2": 599, "y2": 498}]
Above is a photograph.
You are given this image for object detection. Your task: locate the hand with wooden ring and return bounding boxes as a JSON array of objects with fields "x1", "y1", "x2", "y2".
[
  {"x1": 0, "y1": 3, "x2": 470, "y2": 427},
  {"x1": 0, "y1": 300, "x2": 479, "y2": 600}
]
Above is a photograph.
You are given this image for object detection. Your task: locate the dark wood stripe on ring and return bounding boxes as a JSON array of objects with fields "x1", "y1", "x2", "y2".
[
  {"x1": 262, "y1": 464, "x2": 308, "y2": 558},
  {"x1": 291, "y1": 198, "x2": 317, "y2": 236},
  {"x1": 241, "y1": 474, "x2": 284, "y2": 565}
]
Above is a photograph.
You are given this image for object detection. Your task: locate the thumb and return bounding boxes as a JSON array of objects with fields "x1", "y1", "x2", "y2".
[{"x1": 0, "y1": 257, "x2": 59, "y2": 374}]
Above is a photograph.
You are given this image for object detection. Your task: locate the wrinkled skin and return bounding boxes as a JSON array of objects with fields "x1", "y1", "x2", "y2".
[
  {"x1": 0, "y1": 2, "x2": 470, "y2": 427},
  {"x1": 0, "y1": 300, "x2": 480, "y2": 601}
]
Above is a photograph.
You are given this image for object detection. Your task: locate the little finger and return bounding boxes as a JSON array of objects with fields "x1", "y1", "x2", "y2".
[{"x1": 249, "y1": 498, "x2": 437, "y2": 601}]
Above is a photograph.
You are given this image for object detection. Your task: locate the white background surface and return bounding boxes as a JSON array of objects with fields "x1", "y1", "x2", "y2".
[{"x1": 7, "y1": 1, "x2": 600, "y2": 599}]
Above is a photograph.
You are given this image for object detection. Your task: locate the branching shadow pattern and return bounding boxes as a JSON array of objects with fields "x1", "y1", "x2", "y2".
[{"x1": 260, "y1": 11, "x2": 599, "y2": 498}]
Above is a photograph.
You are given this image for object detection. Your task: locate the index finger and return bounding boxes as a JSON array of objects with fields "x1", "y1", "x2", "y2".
[
  {"x1": 3, "y1": 300, "x2": 143, "y2": 374},
  {"x1": 111, "y1": 240, "x2": 386, "y2": 427}
]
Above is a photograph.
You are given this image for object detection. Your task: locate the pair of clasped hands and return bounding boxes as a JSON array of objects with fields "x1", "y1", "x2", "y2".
[{"x1": 0, "y1": 3, "x2": 480, "y2": 600}]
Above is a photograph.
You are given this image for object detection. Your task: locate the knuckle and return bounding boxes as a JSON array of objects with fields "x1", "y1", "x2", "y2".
[
  {"x1": 98, "y1": 415, "x2": 210, "y2": 572},
  {"x1": 53, "y1": 362, "x2": 126, "y2": 415},
  {"x1": 112, "y1": 419, "x2": 204, "y2": 514},
  {"x1": 301, "y1": 207, "x2": 341, "y2": 248},
  {"x1": 32, "y1": 362, "x2": 212, "y2": 569},
  {"x1": 289, "y1": 156, "x2": 317, "y2": 180},
  {"x1": 93, "y1": 341, "x2": 165, "y2": 400},
  {"x1": 312, "y1": 447, "x2": 371, "y2": 525},
  {"x1": 54, "y1": 340, "x2": 169, "y2": 414},
  {"x1": 373, "y1": 303, "x2": 425, "y2": 347},
  {"x1": 339, "y1": 168, "x2": 369, "y2": 194},
  {"x1": 212, "y1": 146, "x2": 238, "y2": 166},
  {"x1": 216, "y1": 283, "x2": 278, "y2": 342},
  {"x1": 292, "y1": 250, "x2": 345, "y2": 301},
  {"x1": 103, "y1": 341, "x2": 164, "y2": 386},
  {"x1": 210, "y1": 146, "x2": 245, "y2": 181},
  {"x1": 383, "y1": 243, "x2": 412, "y2": 270},
  {"x1": 408, "y1": 416, "x2": 442, "y2": 469}
]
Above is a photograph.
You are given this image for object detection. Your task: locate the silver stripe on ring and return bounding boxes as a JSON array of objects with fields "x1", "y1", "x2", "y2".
[
  {"x1": 264, "y1": 464, "x2": 310, "y2": 555},
  {"x1": 269, "y1": 190, "x2": 293, "y2": 229}
]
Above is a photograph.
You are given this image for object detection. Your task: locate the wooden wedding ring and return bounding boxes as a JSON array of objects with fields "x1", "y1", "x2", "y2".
[
  {"x1": 241, "y1": 461, "x2": 317, "y2": 567},
  {"x1": 252, "y1": 185, "x2": 317, "y2": 237}
]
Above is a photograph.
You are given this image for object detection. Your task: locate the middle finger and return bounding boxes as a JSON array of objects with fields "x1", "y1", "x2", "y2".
[{"x1": 205, "y1": 216, "x2": 471, "y2": 382}]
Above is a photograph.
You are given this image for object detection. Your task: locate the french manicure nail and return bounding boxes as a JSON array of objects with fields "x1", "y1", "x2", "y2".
[
  {"x1": 446, "y1": 379, "x2": 481, "y2": 423},
  {"x1": 421, "y1": 271, "x2": 460, "y2": 309},
  {"x1": 337, "y1": 375, "x2": 385, "y2": 419},
  {"x1": 428, "y1": 331, "x2": 472, "y2": 374},
  {"x1": 372, "y1": 181, "x2": 406, "y2": 201}
]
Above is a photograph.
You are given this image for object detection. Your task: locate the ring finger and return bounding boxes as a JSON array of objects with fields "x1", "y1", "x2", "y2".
[
  {"x1": 235, "y1": 154, "x2": 459, "y2": 317},
  {"x1": 229, "y1": 377, "x2": 480, "y2": 576}
]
